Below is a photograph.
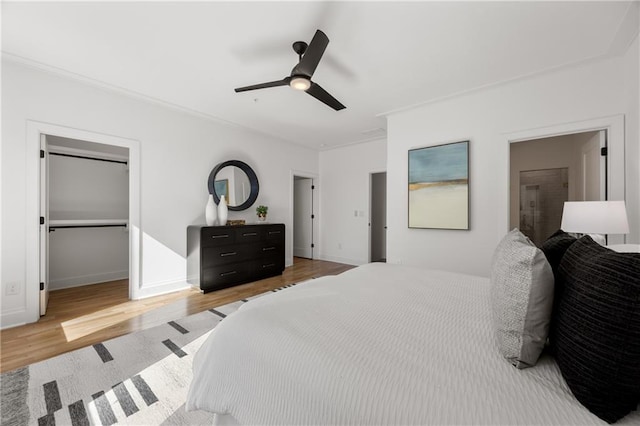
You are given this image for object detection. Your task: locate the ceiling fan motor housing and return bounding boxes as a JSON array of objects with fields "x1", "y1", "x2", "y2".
[{"x1": 292, "y1": 41, "x2": 308, "y2": 59}]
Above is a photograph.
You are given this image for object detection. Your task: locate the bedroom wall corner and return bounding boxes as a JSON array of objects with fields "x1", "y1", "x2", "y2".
[
  {"x1": 385, "y1": 55, "x2": 634, "y2": 277},
  {"x1": 318, "y1": 139, "x2": 387, "y2": 265}
]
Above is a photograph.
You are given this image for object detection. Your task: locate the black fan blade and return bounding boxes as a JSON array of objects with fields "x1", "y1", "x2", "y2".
[
  {"x1": 292, "y1": 30, "x2": 329, "y2": 78},
  {"x1": 235, "y1": 77, "x2": 290, "y2": 93},
  {"x1": 306, "y1": 82, "x2": 345, "y2": 111}
]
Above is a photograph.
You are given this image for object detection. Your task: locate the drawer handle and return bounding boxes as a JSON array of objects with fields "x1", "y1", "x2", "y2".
[
  {"x1": 242, "y1": 232, "x2": 258, "y2": 237},
  {"x1": 268, "y1": 231, "x2": 281, "y2": 235},
  {"x1": 262, "y1": 247, "x2": 276, "y2": 251},
  {"x1": 212, "y1": 234, "x2": 229, "y2": 239},
  {"x1": 220, "y1": 252, "x2": 237, "y2": 257},
  {"x1": 220, "y1": 271, "x2": 237, "y2": 277},
  {"x1": 262, "y1": 263, "x2": 275, "y2": 268}
]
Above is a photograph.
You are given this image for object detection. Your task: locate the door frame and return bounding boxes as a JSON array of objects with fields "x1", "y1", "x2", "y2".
[
  {"x1": 289, "y1": 169, "x2": 318, "y2": 266},
  {"x1": 504, "y1": 114, "x2": 625, "y2": 244},
  {"x1": 26, "y1": 121, "x2": 141, "y2": 323}
]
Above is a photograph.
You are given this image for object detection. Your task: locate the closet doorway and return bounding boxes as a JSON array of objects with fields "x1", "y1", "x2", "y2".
[
  {"x1": 26, "y1": 121, "x2": 140, "y2": 324},
  {"x1": 41, "y1": 135, "x2": 130, "y2": 315},
  {"x1": 292, "y1": 175, "x2": 315, "y2": 259},
  {"x1": 369, "y1": 172, "x2": 387, "y2": 262}
]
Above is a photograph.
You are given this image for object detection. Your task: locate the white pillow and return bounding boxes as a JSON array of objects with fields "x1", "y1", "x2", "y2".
[{"x1": 490, "y1": 229, "x2": 554, "y2": 368}]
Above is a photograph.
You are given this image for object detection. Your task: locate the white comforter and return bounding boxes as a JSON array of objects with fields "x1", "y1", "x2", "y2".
[{"x1": 186, "y1": 263, "x2": 640, "y2": 425}]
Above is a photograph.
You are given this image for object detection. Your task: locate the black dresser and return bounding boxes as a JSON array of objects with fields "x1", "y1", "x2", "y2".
[{"x1": 187, "y1": 224, "x2": 285, "y2": 293}]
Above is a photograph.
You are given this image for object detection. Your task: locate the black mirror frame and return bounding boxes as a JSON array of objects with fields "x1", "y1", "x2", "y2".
[{"x1": 207, "y1": 160, "x2": 259, "y2": 211}]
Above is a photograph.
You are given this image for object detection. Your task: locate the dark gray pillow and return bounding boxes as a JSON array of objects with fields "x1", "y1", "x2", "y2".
[
  {"x1": 540, "y1": 229, "x2": 578, "y2": 354},
  {"x1": 490, "y1": 229, "x2": 554, "y2": 368},
  {"x1": 551, "y1": 236, "x2": 640, "y2": 423},
  {"x1": 540, "y1": 229, "x2": 577, "y2": 282}
]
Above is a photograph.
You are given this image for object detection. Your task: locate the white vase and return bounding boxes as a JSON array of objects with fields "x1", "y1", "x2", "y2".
[
  {"x1": 218, "y1": 195, "x2": 228, "y2": 226},
  {"x1": 205, "y1": 194, "x2": 217, "y2": 226}
]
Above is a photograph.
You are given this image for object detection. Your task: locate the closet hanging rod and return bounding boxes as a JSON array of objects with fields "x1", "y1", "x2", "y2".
[
  {"x1": 49, "y1": 152, "x2": 128, "y2": 165},
  {"x1": 49, "y1": 223, "x2": 128, "y2": 231}
]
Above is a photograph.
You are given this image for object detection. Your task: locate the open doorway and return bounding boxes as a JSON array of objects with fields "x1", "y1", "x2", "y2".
[
  {"x1": 40, "y1": 135, "x2": 130, "y2": 315},
  {"x1": 25, "y1": 120, "x2": 140, "y2": 325},
  {"x1": 510, "y1": 130, "x2": 606, "y2": 245},
  {"x1": 370, "y1": 172, "x2": 387, "y2": 262},
  {"x1": 293, "y1": 175, "x2": 315, "y2": 259}
]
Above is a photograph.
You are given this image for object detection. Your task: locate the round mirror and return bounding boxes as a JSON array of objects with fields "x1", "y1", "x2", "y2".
[{"x1": 208, "y1": 160, "x2": 259, "y2": 211}]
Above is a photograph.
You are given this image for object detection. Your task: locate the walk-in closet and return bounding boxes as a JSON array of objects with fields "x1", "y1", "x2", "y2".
[{"x1": 46, "y1": 136, "x2": 129, "y2": 294}]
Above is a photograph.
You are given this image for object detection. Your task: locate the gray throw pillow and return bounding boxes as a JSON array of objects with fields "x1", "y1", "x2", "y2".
[{"x1": 490, "y1": 229, "x2": 554, "y2": 368}]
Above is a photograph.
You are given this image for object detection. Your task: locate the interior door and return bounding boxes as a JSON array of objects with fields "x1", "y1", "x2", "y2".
[
  {"x1": 581, "y1": 130, "x2": 606, "y2": 201},
  {"x1": 293, "y1": 177, "x2": 313, "y2": 259},
  {"x1": 40, "y1": 134, "x2": 50, "y2": 315},
  {"x1": 370, "y1": 172, "x2": 387, "y2": 262}
]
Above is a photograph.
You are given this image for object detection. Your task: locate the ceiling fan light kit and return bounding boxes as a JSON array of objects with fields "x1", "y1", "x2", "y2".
[
  {"x1": 290, "y1": 76, "x2": 311, "y2": 91},
  {"x1": 234, "y1": 29, "x2": 346, "y2": 111}
]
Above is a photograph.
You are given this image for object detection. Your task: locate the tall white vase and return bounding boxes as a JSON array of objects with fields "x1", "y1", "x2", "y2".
[
  {"x1": 218, "y1": 195, "x2": 228, "y2": 226},
  {"x1": 205, "y1": 194, "x2": 217, "y2": 226}
]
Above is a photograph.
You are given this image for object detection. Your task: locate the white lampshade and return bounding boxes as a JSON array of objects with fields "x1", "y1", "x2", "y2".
[{"x1": 561, "y1": 201, "x2": 629, "y2": 235}]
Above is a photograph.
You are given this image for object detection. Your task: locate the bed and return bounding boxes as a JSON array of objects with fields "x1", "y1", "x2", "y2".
[{"x1": 186, "y1": 261, "x2": 640, "y2": 425}]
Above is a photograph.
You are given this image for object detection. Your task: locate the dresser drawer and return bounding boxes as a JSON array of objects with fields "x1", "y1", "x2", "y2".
[
  {"x1": 201, "y1": 227, "x2": 235, "y2": 247},
  {"x1": 235, "y1": 228, "x2": 262, "y2": 243},
  {"x1": 254, "y1": 241, "x2": 283, "y2": 257},
  {"x1": 202, "y1": 245, "x2": 254, "y2": 265},
  {"x1": 264, "y1": 225, "x2": 285, "y2": 242},
  {"x1": 253, "y1": 255, "x2": 285, "y2": 276},
  {"x1": 201, "y1": 262, "x2": 250, "y2": 290}
]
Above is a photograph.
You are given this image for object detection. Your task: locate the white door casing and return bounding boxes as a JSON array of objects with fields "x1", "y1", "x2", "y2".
[
  {"x1": 21, "y1": 120, "x2": 141, "y2": 327},
  {"x1": 505, "y1": 115, "x2": 625, "y2": 245}
]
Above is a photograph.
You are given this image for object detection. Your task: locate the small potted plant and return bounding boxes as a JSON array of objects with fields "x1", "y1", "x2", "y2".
[{"x1": 256, "y1": 205, "x2": 268, "y2": 221}]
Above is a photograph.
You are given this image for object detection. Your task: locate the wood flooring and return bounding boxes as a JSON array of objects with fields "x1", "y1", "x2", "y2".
[{"x1": 0, "y1": 257, "x2": 354, "y2": 373}]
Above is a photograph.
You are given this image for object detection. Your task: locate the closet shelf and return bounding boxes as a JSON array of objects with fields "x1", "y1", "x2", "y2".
[{"x1": 48, "y1": 219, "x2": 128, "y2": 230}]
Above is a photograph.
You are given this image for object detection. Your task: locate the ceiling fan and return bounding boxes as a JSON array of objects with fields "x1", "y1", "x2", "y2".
[{"x1": 234, "y1": 29, "x2": 346, "y2": 111}]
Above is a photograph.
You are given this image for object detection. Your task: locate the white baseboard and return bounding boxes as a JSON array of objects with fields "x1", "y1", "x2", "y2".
[
  {"x1": 49, "y1": 270, "x2": 129, "y2": 291},
  {"x1": 134, "y1": 278, "x2": 192, "y2": 300},
  {"x1": 316, "y1": 253, "x2": 365, "y2": 266},
  {"x1": 0, "y1": 308, "x2": 29, "y2": 330}
]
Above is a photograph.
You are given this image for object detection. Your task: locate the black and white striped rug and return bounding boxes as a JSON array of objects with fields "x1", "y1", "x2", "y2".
[{"x1": 1, "y1": 283, "x2": 303, "y2": 426}]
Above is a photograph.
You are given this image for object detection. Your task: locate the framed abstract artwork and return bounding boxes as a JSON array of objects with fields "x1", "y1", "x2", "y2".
[{"x1": 408, "y1": 140, "x2": 469, "y2": 230}]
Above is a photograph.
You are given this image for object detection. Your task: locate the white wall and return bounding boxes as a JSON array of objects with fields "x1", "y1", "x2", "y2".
[
  {"x1": 1, "y1": 60, "x2": 318, "y2": 327},
  {"x1": 318, "y1": 139, "x2": 387, "y2": 265},
  {"x1": 386, "y1": 53, "x2": 639, "y2": 277}
]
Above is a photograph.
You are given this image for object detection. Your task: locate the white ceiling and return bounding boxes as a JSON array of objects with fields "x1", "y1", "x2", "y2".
[{"x1": 1, "y1": 1, "x2": 634, "y2": 150}]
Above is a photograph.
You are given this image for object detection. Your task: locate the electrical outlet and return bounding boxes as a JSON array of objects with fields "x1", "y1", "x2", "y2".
[
  {"x1": 338, "y1": 243, "x2": 342, "y2": 250},
  {"x1": 6, "y1": 282, "x2": 19, "y2": 295}
]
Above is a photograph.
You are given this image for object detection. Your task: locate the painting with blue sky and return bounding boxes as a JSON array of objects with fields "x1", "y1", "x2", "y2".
[{"x1": 408, "y1": 141, "x2": 469, "y2": 229}]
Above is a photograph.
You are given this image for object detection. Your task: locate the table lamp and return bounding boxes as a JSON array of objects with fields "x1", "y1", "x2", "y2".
[{"x1": 560, "y1": 201, "x2": 629, "y2": 245}]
